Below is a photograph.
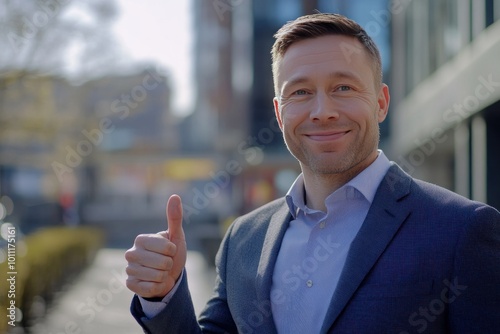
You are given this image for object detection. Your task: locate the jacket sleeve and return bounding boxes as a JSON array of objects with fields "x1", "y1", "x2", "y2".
[
  {"x1": 197, "y1": 224, "x2": 238, "y2": 333},
  {"x1": 130, "y1": 272, "x2": 201, "y2": 334},
  {"x1": 449, "y1": 204, "x2": 500, "y2": 332}
]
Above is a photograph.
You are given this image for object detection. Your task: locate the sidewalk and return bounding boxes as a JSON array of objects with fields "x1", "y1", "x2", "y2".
[{"x1": 29, "y1": 248, "x2": 216, "y2": 334}]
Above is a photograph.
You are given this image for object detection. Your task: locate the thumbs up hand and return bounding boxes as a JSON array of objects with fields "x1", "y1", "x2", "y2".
[{"x1": 125, "y1": 194, "x2": 187, "y2": 298}]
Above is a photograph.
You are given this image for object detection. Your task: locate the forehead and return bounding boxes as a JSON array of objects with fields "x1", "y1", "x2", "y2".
[{"x1": 278, "y1": 35, "x2": 373, "y2": 80}]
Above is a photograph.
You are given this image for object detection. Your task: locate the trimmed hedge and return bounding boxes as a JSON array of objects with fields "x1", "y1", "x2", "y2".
[{"x1": 0, "y1": 226, "x2": 104, "y2": 331}]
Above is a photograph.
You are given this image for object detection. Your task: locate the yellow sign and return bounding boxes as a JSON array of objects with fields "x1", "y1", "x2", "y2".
[{"x1": 164, "y1": 159, "x2": 216, "y2": 180}]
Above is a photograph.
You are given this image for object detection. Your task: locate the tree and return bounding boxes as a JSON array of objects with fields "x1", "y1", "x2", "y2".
[
  {"x1": 0, "y1": 0, "x2": 122, "y2": 80},
  {"x1": 0, "y1": 0, "x2": 123, "y2": 199}
]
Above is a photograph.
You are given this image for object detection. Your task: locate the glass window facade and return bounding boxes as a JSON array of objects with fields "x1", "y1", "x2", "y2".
[
  {"x1": 392, "y1": 0, "x2": 500, "y2": 207},
  {"x1": 403, "y1": 0, "x2": 499, "y2": 94}
]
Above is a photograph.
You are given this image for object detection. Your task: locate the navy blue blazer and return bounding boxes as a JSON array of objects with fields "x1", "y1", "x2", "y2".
[{"x1": 131, "y1": 164, "x2": 500, "y2": 333}]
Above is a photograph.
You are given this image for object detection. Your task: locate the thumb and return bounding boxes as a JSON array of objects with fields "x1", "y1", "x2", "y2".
[{"x1": 166, "y1": 194, "x2": 185, "y2": 242}]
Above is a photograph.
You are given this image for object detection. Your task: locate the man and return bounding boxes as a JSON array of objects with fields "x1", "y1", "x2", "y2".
[{"x1": 125, "y1": 13, "x2": 500, "y2": 333}]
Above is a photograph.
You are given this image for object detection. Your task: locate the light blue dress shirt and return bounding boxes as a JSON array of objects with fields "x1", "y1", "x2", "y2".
[{"x1": 270, "y1": 150, "x2": 391, "y2": 333}]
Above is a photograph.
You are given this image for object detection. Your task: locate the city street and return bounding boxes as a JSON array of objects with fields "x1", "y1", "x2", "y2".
[{"x1": 28, "y1": 248, "x2": 216, "y2": 334}]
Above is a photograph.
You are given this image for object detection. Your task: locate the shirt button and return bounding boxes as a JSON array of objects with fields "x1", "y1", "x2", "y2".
[
  {"x1": 306, "y1": 280, "x2": 313, "y2": 288},
  {"x1": 319, "y1": 221, "x2": 326, "y2": 229}
]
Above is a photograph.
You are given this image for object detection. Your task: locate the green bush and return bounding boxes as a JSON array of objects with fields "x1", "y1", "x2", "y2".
[{"x1": 0, "y1": 226, "x2": 104, "y2": 331}]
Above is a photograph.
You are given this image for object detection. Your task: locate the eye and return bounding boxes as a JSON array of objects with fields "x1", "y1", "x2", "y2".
[
  {"x1": 293, "y1": 89, "x2": 309, "y2": 96},
  {"x1": 336, "y1": 85, "x2": 351, "y2": 92}
]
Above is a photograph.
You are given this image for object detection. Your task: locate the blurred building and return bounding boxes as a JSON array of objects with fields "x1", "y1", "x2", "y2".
[
  {"x1": 78, "y1": 68, "x2": 181, "y2": 223},
  {"x1": 0, "y1": 71, "x2": 85, "y2": 232},
  {"x1": 83, "y1": 68, "x2": 177, "y2": 153},
  {"x1": 391, "y1": 0, "x2": 500, "y2": 209},
  {"x1": 187, "y1": 0, "x2": 391, "y2": 215},
  {"x1": 0, "y1": 68, "x2": 178, "y2": 234}
]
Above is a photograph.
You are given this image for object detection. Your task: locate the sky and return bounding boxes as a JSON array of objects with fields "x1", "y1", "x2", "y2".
[{"x1": 112, "y1": 0, "x2": 194, "y2": 116}]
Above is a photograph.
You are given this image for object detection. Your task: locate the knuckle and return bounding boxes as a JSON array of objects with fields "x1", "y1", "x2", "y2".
[
  {"x1": 166, "y1": 242, "x2": 177, "y2": 255},
  {"x1": 134, "y1": 234, "x2": 149, "y2": 246},
  {"x1": 159, "y1": 256, "x2": 170, "y2": 270},
  {"x1": 125, "y1": 278, "x2": 137, "y2": 291},
  {"x1": 156, "y1": 270, "x2": 168, "y2": 282},
  {"x1": 124, "y1": 249, "x2": 136, "y2": 262},
  {"x1": 163, "y1": 257, "x2": 173, "y2": 271},
  {"x1": 125, "y1": 264, "x2": 135, "y2": 276}
]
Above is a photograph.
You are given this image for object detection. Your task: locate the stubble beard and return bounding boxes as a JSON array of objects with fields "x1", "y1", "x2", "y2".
[{"x1": 285, "y1": 116, "x2": 380, "y2": 177}]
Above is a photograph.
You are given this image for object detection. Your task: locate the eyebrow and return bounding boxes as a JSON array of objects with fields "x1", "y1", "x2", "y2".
[
  {"x1": 328, "y1": 71, "x2": 363, "y2": 84},
  {"x1": 281, "y1": 77, "x2": 310, "y2": 94}
]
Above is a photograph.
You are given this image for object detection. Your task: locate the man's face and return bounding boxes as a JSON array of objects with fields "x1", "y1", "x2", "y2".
[{"x1": 273, "y1": 35, "x2": 390, "y2": 177}]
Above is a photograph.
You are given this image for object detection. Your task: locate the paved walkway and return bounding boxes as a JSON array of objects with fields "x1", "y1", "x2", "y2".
[{"x1": 30, "y1": 249, "x2": 216, "y2": 334}]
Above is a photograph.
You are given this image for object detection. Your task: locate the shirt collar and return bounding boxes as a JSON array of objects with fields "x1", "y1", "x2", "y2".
[{"x1": 285, "y1": 150, "x2": 391, "y2": 218}]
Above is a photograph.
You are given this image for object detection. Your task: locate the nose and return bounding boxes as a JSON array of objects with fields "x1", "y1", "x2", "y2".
[{"x1": 309, "y1": 92, "x2": 340, "y2": 121}]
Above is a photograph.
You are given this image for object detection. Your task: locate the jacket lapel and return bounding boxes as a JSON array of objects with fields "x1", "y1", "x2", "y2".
[
  {"x1": 320, "y1": 164, "x2": 413, "y2": 333},
  {"x1": 255, "y1": 200, "x2": 291, "y2": 333}
]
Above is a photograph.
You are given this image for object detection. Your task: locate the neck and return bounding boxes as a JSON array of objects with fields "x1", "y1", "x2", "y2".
[{"x1": 301, "y1": 152, "x2": 378, "y2": 212}]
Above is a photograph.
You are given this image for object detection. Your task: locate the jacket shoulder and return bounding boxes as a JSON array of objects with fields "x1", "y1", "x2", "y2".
[
  {"x1": 411, "y1": 177, "x2": 490, "y2": 210},
  {"x1": 387, "y1": 163, "x2": 495, "y2": 212},
  {"x1": 229, "y1": 197, "x2": 288, "y2": 234}
]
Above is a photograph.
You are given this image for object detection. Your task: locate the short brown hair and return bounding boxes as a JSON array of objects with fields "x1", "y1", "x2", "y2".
[{"x1": 271, "y1": 13, "x2": 383, "y2": 95}]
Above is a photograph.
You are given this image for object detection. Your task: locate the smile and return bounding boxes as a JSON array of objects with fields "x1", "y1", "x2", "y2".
[{"x1": 305, "y1": 130, "x2": 350, "y2": 141}]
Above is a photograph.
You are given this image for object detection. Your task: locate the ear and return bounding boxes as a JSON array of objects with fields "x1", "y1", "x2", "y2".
[
  {"x1": 273, "y1": 97, "x2": 284, "y2": 131},
  {"x1": 377, "y1": 84, "x2": 390, "y2": 123}
]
